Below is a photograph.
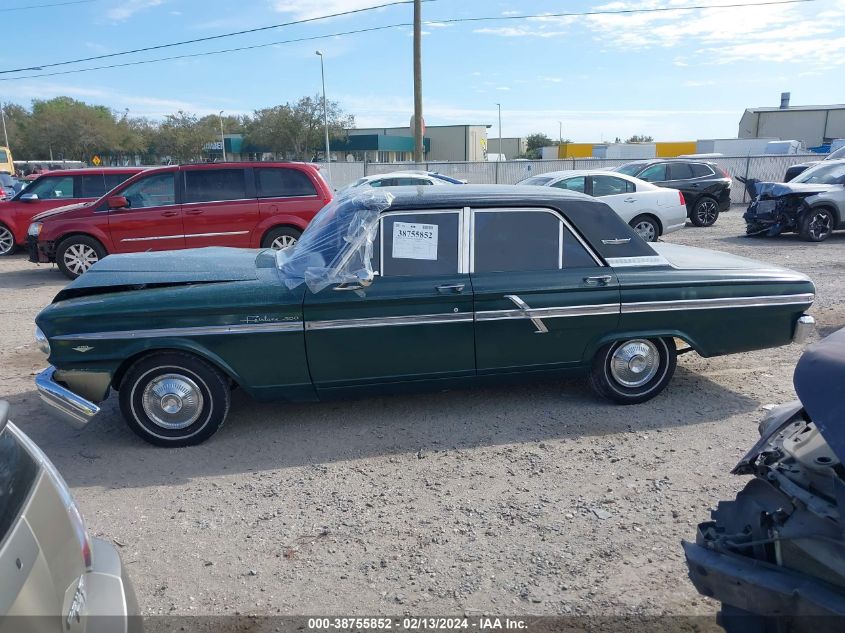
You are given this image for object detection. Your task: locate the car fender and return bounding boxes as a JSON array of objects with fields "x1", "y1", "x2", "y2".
[
  {"x1": 50, "y1": 226, "x2": 114, "y2": 252},
  {"x1": 804, "y1": 196, "x2": 842, "y2": 226},
  {"x1": 583, "y1": 329, "x2": 700, "y2": 363},
  {"x1": 251, "y1": 214, "x2": 310, "y2": 247}
]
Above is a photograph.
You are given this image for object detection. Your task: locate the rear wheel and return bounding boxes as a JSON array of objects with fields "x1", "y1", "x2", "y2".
[
  {"x1": 799, "y1": 208, "x2": 834, "y2": 242},
  {"x1": 56, "y1": 235, "x2": 106, "y2": 279},
  {"x1": 589, "y1": 337, "x2": 677, "y2": 404},
  {"x1": 690, "y1": 196, "x2": 720, "y2": 227},
  {"x1": 262, "y1": 226, "x2": 302, "y2": 250},
  {"x1": 119, "y1": 352, "x2": 231, "y2": 447},
  {"x1": 629, "y1": 215, "x2": 660, "y2": 242},
  {"x1": 0, "y1": 224, "x2": 15, "y2": 256}
]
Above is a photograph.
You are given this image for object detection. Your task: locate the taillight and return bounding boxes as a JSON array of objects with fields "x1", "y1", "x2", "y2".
[
  {"x1": 718, "y1": 167, "x2": 731, "y2": 178},
  {"x1": 679, "y1": 191, "x2": 685, "y2": 206},
  {"x1": 0, "y1": 186, "x2": 7, "y2": 198}
]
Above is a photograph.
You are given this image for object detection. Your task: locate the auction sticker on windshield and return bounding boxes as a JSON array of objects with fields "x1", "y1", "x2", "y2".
[{"x1": 392, "y1": 222, "x2": 438, "y2": 260}]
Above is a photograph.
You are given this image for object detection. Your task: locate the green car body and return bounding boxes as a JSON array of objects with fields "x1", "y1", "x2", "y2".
[{"x1": 33, "y1": 186, "x2": 816, "y2": 446}]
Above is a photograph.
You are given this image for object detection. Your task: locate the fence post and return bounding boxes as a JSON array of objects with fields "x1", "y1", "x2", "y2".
[
  {"x1": 364, "y1": 155, "x2": 368, "y2": 177},
  {"x1": 743, "y1": 155, "x2": 751, "y2": 204},
  {"x1": 495, "y1": 159, "x2": 499, "y2": 184}
]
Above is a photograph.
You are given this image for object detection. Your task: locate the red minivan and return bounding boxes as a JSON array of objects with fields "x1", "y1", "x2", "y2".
[
  {"x1": 28, "y1": 162, "x2": 333, "y2": 278},
  {"x1": 0, "y1": 167, "x2": 143, "y2": 257}
]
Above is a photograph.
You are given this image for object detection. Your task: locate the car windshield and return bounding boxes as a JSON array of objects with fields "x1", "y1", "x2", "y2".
[
  {"x1": 825, "y1": 146, "x2": 845, "y2": 160},
  {"x1": 613, "y1": 163, "x2": 646, "y2": 177},
  {"x1": 276, "y1": 190, "x2": 394, "y2": 293},
  {"x1": 516, "y1": 176, "x2": 555, "y2": 186},
  {"x1": 0, "y1": 173, "x2": 14, "y2": 186},
  {"x1": 792, "y1": 161, "x2": 845, "y2": 184}
]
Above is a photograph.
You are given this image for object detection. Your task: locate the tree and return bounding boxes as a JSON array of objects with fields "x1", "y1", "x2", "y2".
[
  {"x1": 625, "y1": 134, "x2": 654, "y2": 143},
  {"x1": 522, "y1": 132, "x2": 573, "y2": 159}
]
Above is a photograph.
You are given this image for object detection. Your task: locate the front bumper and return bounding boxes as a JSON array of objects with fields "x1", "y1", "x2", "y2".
[
  {"x1": 85, "y1": 538, "x2": 142, "y2": 633},
  {"x1": 27, "y1": 235, "x2": 54, "y2": 263},
  {"x1": 683, "y1": 540, "x2": 845, "y2": 625},
  {"x1": 793, "y1": 314, "x2": 815, "y2": 344},
  {"x1": 35, "y1": 366, "x2": 102, "y2": 429}
]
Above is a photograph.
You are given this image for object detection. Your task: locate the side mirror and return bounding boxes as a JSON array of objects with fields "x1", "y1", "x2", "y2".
[
  {"x1": 334, "y1": 269, "x2": 374, "y2": 291},
  {"x1": 107, "y1": 195, "x2": 129, "y2": 209},
  {"x1": 20, "y1": 193, "x2": 38, "y2": 202}
]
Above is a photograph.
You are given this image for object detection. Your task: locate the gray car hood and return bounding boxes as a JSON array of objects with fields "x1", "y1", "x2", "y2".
[{"x1": 755, "y1": 182, "x2": 835, "y2": 198}]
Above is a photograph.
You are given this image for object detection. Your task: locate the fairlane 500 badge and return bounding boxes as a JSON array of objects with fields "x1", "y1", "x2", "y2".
[
  {"x1": 72, "y1": 345, "x2": 94, "y2": 353},
  {"x1": 241, "y1": 315, "x2": 281, "y2": 324}
]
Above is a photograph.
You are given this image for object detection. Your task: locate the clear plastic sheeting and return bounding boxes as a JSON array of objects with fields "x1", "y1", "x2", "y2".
[{"x1": 276, "y1": 190, "x2": 394, "y2": 293}]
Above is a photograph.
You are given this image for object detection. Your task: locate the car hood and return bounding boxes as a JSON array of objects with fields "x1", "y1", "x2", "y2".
[
  {"x1": 54, "y1": 247, "x2": 274, "y2": 302},
  {"x1": 32, "y1": 201, "x2": 93, "y2": 220},
  {"x1": 793, "y1": 327, "x2": 845, "y2": 464},
  {"x1": 755, "y1": 182, "x2": 835, "y2": 198}
]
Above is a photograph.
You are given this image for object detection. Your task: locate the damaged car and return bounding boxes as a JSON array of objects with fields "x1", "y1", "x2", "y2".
[
  {"x1": 683, "y1": 327, "x2": 845, "y2": 633},
  {"x1": 743, "y1": 159, "x2": 845, "y2": 242}
]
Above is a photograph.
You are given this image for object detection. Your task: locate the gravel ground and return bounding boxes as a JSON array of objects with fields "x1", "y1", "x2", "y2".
[{"x1": 1, "y1": 208, "x2": 843, "y2": 624}]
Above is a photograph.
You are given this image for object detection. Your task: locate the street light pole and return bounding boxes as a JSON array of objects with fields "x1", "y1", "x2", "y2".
[
  {"x1": 0, "y1": 102, "x2": 9, "y2": 149},
  {"x1": 316, "y1": 50, "x2": 332, "y2": 185},
  {"x1": 218, "y1": 110, "x2": 227, "y2": 162},
  {"x1": 496, "y1": 103, "x2": 502, "y2": 159},
  {"x1": 558, "y1": 121, "x2": 562, "y2": 144}
]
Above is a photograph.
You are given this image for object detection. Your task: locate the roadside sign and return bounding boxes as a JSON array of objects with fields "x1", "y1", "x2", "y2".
[{"x1": 92, "y1": 155, "x2": 102, "y2": 166}]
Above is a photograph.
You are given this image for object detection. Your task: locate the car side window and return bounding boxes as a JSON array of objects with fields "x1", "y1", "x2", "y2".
[
  {"x1": 26, "y1": 175, "x2": 75, "y2": 199},
  {"x1": 120, "y1": 173, "x2": 176, "y2": 209},
  {"x1": 690, "y1": 163, "x2": 714, "y2": 178},
  {"x1": 551, "y1": 177, "x2": 586, "y2": 193},
  {"x1": 184, "y1": 168, "x2": 247, "y2": 203},
  {"x1": 256, "y1": 168, "x2": 317, "y2": 198},
  {"x1": 394, "y1": 177, "x2": 431, "y2": 186},
  {"x1": 376, "y1": 211, "x2": 460, "y2": 277},
  {"x1": 637, "y1": 164, "x2": 667, "y2": 182},
  {"x1": 668, "y1": 163, "x2": 693, "y2": 180},
  {"x1": 81, "y1": 173, "x2": 133, "y2": 198},
  {"x1": 591, "y1": 175, "x2": 634, "y2": 196}
]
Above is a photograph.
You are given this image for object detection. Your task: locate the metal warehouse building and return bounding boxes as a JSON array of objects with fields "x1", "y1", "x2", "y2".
[
  {"x1": 738, "y1": 99, "x2": 845, "y2": 149},
  {"x1": 341, "y1": 124, "x2": 491, "y2": 162}
]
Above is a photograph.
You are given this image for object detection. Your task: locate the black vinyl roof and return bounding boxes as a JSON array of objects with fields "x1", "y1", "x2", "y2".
[{"x1": 379, "y1": 184, "x2": 657, "y2": 260}]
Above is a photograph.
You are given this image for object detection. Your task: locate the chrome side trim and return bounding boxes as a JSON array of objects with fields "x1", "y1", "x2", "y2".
[
  {"x1": 476, "y1": 303, "x2": 620, "y2": 322},
  {"x1": 53, "y1": 321, "x2": 304, "y2": 341},
  {"x1": 306, "y1": 312, "x2": 474, "y2": 331},
  {"x1": 504, "y1": 294, "x2": 549, "y2": 334},
  {"x1": 184, "y1": 230, "x2": 249, "y2": 239},
  {"x1": 621, "y1": 293, "x2": 815, "y2": 314},
  {"x1": 606, "y1": 256, "x2": 671, "y2": 267},
  {"x1": 121, "y1": 234, "x2": 183, "y2": 243},
  {"x1": 602, "y1": 238, "x2": 631, "y2": 245},
  {"x1": 35, "y1": 366, "x2": 101, "y2": 429}
]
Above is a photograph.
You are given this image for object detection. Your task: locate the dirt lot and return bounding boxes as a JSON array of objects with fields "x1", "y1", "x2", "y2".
[{"x1": 1, "y1": 209, "x2": 843, "y2": 623}]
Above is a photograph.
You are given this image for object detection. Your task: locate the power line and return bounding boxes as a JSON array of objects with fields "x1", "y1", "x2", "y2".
[
  {"x1": 0, "y1": 0, "x2": 439, "y2": 74},
  {"x1": 0, "y1": 0, "x2": 95, "y2": 12},
  {"x1": 0, "y1": 0, "x2": 817, "y2": 82}
]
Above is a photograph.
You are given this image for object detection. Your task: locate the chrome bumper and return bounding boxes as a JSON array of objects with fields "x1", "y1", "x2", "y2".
[
  {"x1": 793, "y1": 314, "x2": 815, "y2": 344},
  {"x1": 35, "y1": 366, "x2": 102, "y2": 429}
]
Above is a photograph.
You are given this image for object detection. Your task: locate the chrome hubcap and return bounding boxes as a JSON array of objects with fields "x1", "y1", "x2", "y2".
[
  {"x1": 809, "y1": 212, "x2": 832, "y2": 239},
  {"x1": 142, "y1": 374, "x2": 203, "y2": 430},
  {"x1": 0, "y1": 227, "x2": 13, "y2": 254},
  {"x1": 271, "y1": 235, "x2": 297, "y2": 250},
  {"x1": 633, "y1": 220, "x2": 657, "y2": 242},
  {"x1": 63, "y1": 244, "x2": 99, "y2": 274},
  {"x1": 610, "y1": 339, "x2": 660, "y2": 388},
  {"x1": 697, "y1": 200, "x2": 717, "y2": 224}
]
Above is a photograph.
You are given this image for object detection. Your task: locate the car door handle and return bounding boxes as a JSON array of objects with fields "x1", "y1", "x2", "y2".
[
  {"x1": 436, "y1": 283, "x2": 465, "y2": 294},
  {"x1": 624, "y1": 197, "x2": 636, "y2": 203},
  {"x1": 161, "y1": 210, "x2": 179, "y2": 217},
  {"x1": 584, "y1": 275, "x2": 613, "y2": 286},
  {"x1": 186, "y1": 209, "x2": 204, "y2": 215}
]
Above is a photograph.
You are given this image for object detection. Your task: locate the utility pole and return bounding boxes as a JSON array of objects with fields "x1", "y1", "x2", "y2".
[
  {"x1": 413, "y1": 0, "x2": 424, "y2": 164},
  {"x1": 497, "y1": 103, "x2": 502, "y2": 158},
  {"x1": 316, "y1": 50, "x2": 332, "y2": 185},
  {"x1": 0, "y1": 102, "x2": 9, "y2": 149},
  {"x1": 558, "y1": 121, "x2": 562, "y2": 144},
  {"x1": 219, "y1": 111, "x2": 227, "y2": 162}
]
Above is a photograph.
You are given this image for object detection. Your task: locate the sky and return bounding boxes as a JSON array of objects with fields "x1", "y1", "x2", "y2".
[{"x1": 2, "y1": 0, "x2": 844, "y2": 142}]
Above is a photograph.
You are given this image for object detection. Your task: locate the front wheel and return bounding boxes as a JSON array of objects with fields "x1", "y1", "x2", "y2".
[
  {"x1": 0, "y1": 224, "x2": 15, "y2": 256},
  {"x1": 629, "y1": 215, "x2": 660, "y2": 242},
  {"x1": 119, "y1": 352, "x2": 231, "y2": 447},
  {"x1": 589, "y1": 337, "x2": 677, "y2": 404},
  {"x1": 56, "y1": 235, "x2": 106, "y2": 278},
  {"x1": 799, "y1": 208, "x2": 834, "y2": 242},
  {"x1": 690, "y1": 197, "x2": 720, "y2": 227}
]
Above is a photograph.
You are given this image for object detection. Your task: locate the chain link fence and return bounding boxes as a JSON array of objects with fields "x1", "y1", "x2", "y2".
[{"x1": 326, "y1": 154, "x2": 823, "y2": 205}]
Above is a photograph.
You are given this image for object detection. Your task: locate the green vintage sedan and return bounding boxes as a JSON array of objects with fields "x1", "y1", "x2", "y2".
[{"x1": 33, "y1": 186, "x2": 816, "y2": 447}]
